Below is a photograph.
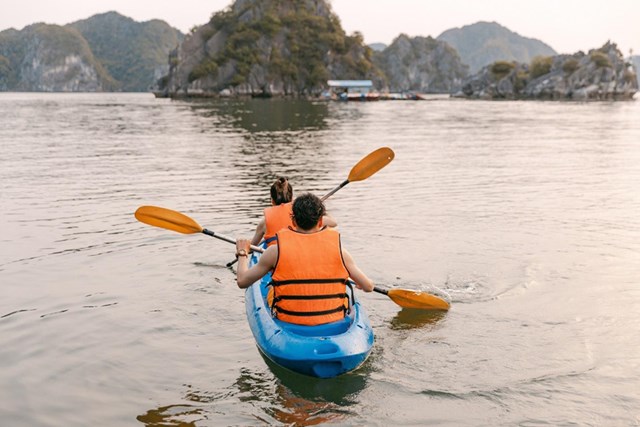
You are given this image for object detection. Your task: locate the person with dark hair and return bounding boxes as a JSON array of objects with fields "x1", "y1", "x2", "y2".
[
  {"x1": 250, "y1": 177, "x2": 336, "y2": 247},
  {"x1": 236, "y1": 193, "x2": 373, "y2": 326}
]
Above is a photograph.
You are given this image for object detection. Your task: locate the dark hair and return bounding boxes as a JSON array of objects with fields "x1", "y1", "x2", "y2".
[
  {"x1": 292, "y1": 193, "x2": 325, "y2": 230},
  {"x1": 270, "y1": 177, "x2": 293, "y2": 205}
]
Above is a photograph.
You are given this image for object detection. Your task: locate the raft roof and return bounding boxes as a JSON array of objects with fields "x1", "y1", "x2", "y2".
[{"x1": 327, "y1": 80, "x2": 373, "y2": 88}]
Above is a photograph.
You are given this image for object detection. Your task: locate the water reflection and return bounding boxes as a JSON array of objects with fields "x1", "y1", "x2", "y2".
[
  {"x1": 260, "y1": 356, "x2": 368, "y2": 404},
  {"x1": 136, "y1": 404, "x2": 203, "y2": 426},
  {"x1": 186, "y1": 98, "x2": 329, "y2": 134},
  {"x1": 136, "y1": 361, "x2": 368, "y2": 426},
  {"x1": 389, "y1": 308, "x2": 447, "y2": 330},
  {"x1": 184, "y1": 98, "x2": 338, "y2": 201},
  {"x1": 236, "y1": 358, "x2": 368, "y2": 426}
]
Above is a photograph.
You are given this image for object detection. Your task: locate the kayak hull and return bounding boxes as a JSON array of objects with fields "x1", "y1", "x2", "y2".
[{"x1": 244, "y1": 252, "x2": 374, "y2": 378}]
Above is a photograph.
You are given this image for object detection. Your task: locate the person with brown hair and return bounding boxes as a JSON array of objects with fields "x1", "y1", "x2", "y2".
[
  {"x1": 250, "y1": 177, "x2": 336, "y2": 247},
  {"x1": 236, "y1": 193, "x2": 373, "y2": 326}
]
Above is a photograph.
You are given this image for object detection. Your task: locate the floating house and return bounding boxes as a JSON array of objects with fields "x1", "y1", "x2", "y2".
[
  {"x1": 326, "y1": 80, "x2": 380, "y2": 101},
  {"x1": 324, "y1": 80, "x2": 426, "y2": 101}
]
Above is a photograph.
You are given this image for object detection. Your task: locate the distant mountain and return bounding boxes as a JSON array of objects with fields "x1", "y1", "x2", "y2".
[
  {"x1": 373, "y1": 34, "x2": 468, "y2": 93},
  {"x1": 0, "y1": 23, "x2": 116, "y2": 91},
  {"x1": 368, "y1": 43, "x2": 387, "y2": 52},
  {"x1": 161, "y1": 0, "x2": 384, "y2": 97},
  {"x1": 437, "y1": 21, "x2": 556, "y2": 73},
  {"x1": 0, "y1": 12, "x2": 182, "y2": 92},
  {"x1": 69, "y1": 12, "x2": 183, "y2": 91}
]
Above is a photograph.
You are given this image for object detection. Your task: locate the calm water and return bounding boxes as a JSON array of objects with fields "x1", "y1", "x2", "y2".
[{"x1": 1, "y1": 93, "x2": 639, "y2": 426}]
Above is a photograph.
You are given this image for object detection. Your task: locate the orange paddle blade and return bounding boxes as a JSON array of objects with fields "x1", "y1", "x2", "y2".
[
  {"x1": 347, "y1": 147, "x2": 395, "y2": 182},
  {"x1": 386, "y1": 289, "x2": 450, "y2": 311},
  {"x1": 134, "y1": 206, "x2": 203, "y2": 234}
]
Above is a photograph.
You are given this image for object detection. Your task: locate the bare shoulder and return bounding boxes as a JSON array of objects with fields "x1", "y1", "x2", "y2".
[
  {"x1": 259, "y1": 245, "x2": 278, "y2": 268},
  {"x1": 341, "y1": 248, "x2": 354, "y2": 262}
]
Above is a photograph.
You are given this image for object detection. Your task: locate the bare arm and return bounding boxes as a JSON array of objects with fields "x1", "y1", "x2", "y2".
[
  {"x1": 250, "y1": 218, "x2": 266, "y2": 246},
  {"x1": 235, "y1": 239, "x2": 278, "y2": 289},
  {"x1": 342, "y1": 248, "x2": 374, "y2": 292}
]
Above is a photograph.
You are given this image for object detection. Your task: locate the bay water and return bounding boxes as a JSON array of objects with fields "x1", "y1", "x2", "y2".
[{"x1": 1, "y1": 93, "x2": 639, "y2": 426}]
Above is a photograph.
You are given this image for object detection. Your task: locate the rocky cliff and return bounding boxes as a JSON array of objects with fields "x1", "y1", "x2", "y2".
[
  {"x1": 0, "y1": 13, "x2": 182, "y2": 92},
  {"x1": 632, "y1": 55, "x2": 640, "y2": 87},
  {"x1": 372, "y1": 34, "x2": 468, "y2": 93},
  {"x1": 0, "y1": 24, "x2": 116, "y2": 91},
  {"x1": 437, "y1": 21, "x2": 556, "y2": 74},
  {"x1": 158, "y1": 0, "x2": 383, "y2": 97},
  {"x1": 459, "y1": 42, "x2": 637, "y2": 100}
]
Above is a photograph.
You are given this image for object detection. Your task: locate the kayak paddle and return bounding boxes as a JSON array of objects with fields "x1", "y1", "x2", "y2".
[
  {"x1": 134, "y1": 205, "x2": 264, "y2": 253},
  {"x1": 135, "y1": 205, "x2": 449, "y2": 311},
  {"x1": 321, "y1": 146, "x2": 395, "y2": 201},
  {"x1": 373, "y1": 287, "x2": 450, "y2": 311},
  {"x1": 226, "y1": 146, "x2": 395, "y2": 267}
]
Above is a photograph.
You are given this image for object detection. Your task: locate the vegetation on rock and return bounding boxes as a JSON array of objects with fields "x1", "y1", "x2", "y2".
[
  {"x1": 161, "y1": 0, "x2": 383, "y2": 97},
  {"x1": 589, "y1": 51, "x2": 611, "y2": 68},
  {"x1": 490, "y1": 61, "x2": 515, "y2": 79},
  {"x1": 529, "y1": 56, "x2": 553, "y2": 79}
]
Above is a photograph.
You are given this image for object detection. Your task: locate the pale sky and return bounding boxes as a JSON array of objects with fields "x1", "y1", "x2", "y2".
[{"x1": 1, "y1": 0, "x2": 638, "y2": 56}]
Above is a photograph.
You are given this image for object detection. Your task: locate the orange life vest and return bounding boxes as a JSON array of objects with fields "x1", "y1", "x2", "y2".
[
  {"x1": 270, "y1": 227, "x2": 351, "y2": 326},
  {"x1": 264, "y1": 202, "x2": 293, "y2": 247}
]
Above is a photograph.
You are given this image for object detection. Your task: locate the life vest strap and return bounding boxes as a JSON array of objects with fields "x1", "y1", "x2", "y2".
[
  {"x1": 273, "y1": 305, "x2": 346, "y2": 317},
  {"x1": 271, "y1": 278, "x2": 348, "y2": 286},
  {"x1": 273, "y1": 293, "x2": 348, "y2": 302},
  {"x1": 346, "y1": 280, "x2": 355, "y2": 313},
  {"x1": 264, "y1": 235, "x2": 278, "y2": 245}
]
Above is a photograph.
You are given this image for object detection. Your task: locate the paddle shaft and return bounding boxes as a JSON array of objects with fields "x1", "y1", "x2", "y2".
[
  {"x1": 373, "y1": 287, "x2": 388, "y2": 296},
  {"x1": 320, "y1": 179, "x2": 349, "y2": 202},
  {"x1": 203, "y1": 229, "x2": 263, "y2": 253}
]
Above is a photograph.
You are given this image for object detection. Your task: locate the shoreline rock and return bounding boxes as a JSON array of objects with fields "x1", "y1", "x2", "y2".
[{"x1": 457, "y1": 42, "x2": 637, "y2": 101}]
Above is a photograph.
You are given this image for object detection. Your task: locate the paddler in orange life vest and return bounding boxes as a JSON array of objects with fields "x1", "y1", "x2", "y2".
[
  {"x1": 236, "y1": 193, "x2": 375, "y2": 326},
  {"x1": 250, "y1": 177, "x2": 337, "y2": 248}
]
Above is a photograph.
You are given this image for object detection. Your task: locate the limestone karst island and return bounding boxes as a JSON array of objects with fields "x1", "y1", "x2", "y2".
[{"x1": 0, "y1": 0, "x2": 637, "y2": 100}]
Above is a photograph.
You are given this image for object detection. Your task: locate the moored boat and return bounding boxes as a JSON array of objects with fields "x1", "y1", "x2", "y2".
[{"x1": 244, "y1": 249, "x2": 375, "y2": 378}]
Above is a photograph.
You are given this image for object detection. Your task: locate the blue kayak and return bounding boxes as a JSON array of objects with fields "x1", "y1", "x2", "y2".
[{"x1": 244, "y1": 250, "x2": 375, "y2": 378}]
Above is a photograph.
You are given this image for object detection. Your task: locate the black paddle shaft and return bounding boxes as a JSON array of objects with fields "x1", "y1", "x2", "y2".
[{"x1": 320, "y1": 179, "x2": 349, "y2": 201}]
